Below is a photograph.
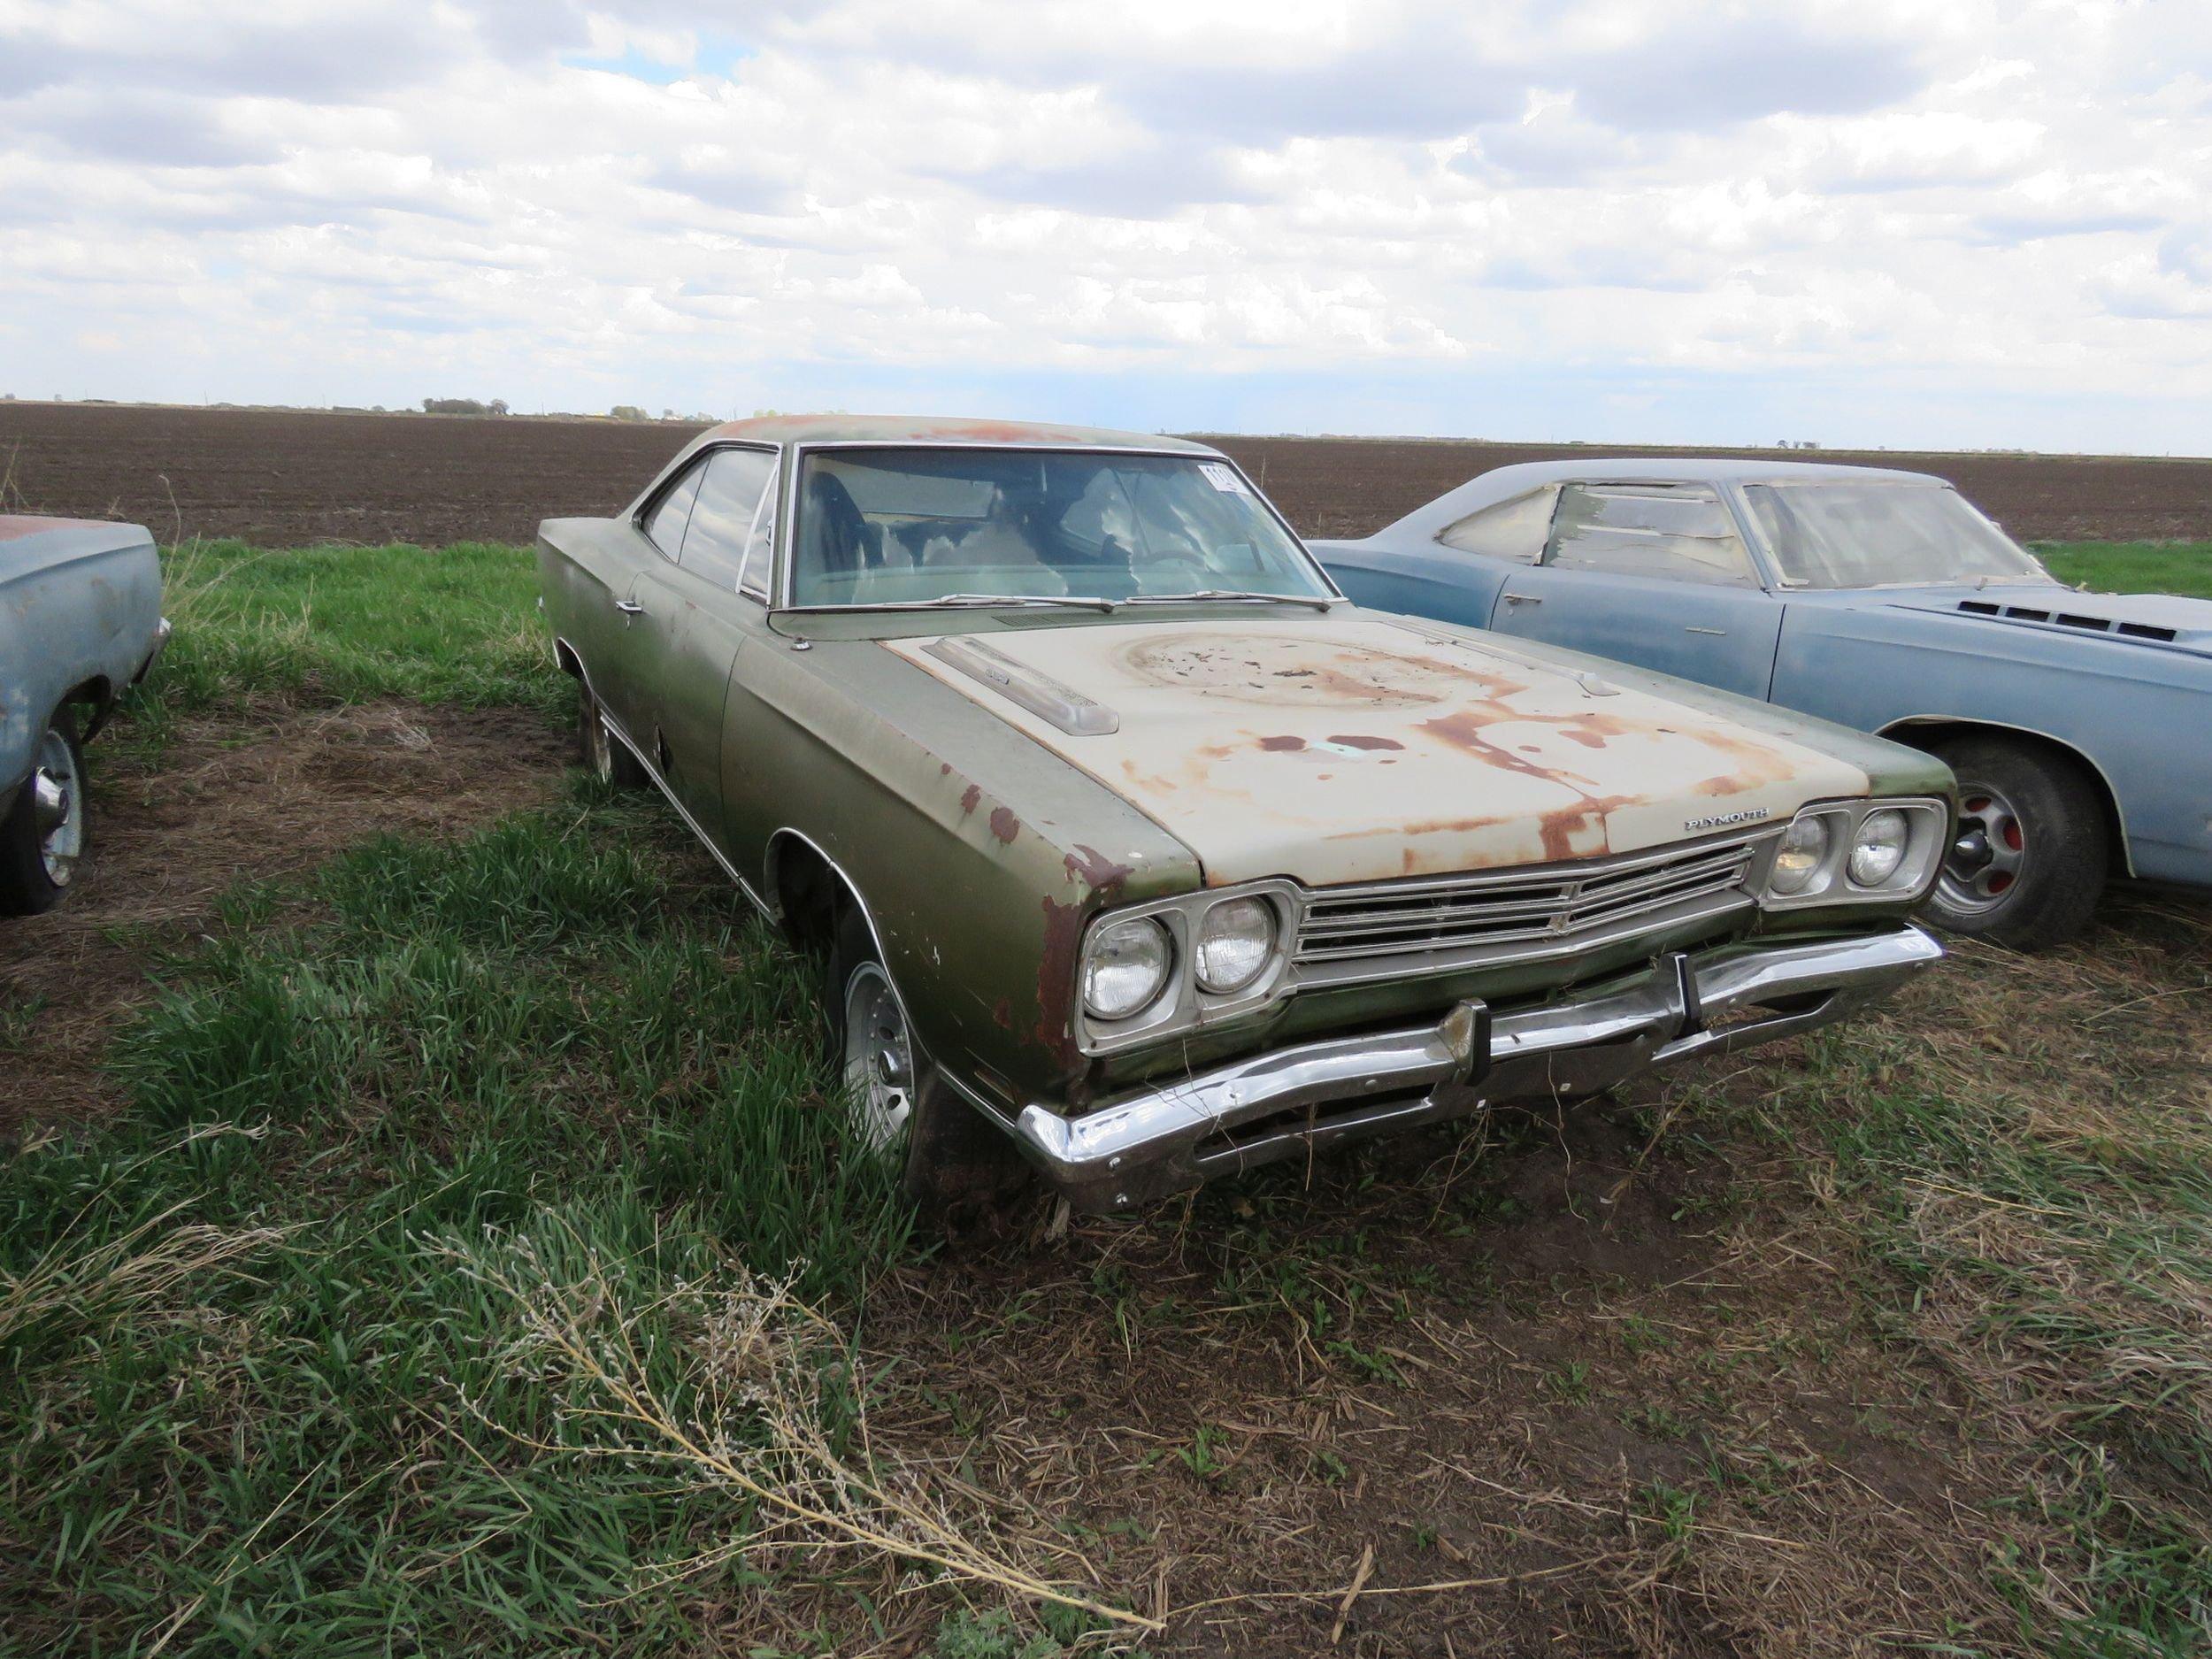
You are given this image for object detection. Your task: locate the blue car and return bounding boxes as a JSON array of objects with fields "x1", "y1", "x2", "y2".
[{"x1": 1316, "y1": 459, "x2": 2212, "y2": 949}]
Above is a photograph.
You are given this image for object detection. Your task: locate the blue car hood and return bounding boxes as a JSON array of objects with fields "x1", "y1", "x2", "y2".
[{"x1": 1858, "y1": 584, "x2": 2212, "y2": 660}]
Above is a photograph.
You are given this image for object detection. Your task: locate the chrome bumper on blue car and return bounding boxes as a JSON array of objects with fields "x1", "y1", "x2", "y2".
[{"x1": 1012, "y1": 925, "x2": 1943, "y2": 1213}]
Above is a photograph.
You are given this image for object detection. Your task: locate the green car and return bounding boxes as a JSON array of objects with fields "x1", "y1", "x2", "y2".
[{"x1": 537, "y1": 416, "x2": 1953, "y2": 1214}]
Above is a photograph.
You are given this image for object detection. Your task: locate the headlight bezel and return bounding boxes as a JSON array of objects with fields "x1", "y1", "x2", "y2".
[
  {"x1": 1073, "y1": 879, "x2": 1301, "y2": 1055},
  {"x1": 1755, "y1": 797, "x2": 1947, "y2": 910}
]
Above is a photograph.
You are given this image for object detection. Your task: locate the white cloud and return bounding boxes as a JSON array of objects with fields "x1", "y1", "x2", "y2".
[{"x1": 0, "y1": 0, "x2": 2207, "y2": 449}]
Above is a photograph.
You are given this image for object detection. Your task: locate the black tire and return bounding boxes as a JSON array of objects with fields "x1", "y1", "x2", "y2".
[
  {"x1": 1923, "y1": 733, "x2": 2108, "y2": 951},
  {"x1": 577, "y1": 681, "x2": 649, "y2": 788},
  {"x1": 0, "y1": 705, "x2": 87, "y2": 917},
  {"x1": 827, "y1": 905, "x2": 1031, "y2": 1216}
]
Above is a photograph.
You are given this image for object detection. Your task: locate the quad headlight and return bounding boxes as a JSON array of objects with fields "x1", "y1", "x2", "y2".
[
  {"x1": 1195, "y1": 896, "x2": 1277, "y2": 994},
  {"x1": 1081, "y1": 916, "x2": 1172, "y2": 1020},
  {"x1": 1848, "y1": 809, "x2": 1910, "y2": 887},
  {"x1": 1756, "y1": 798, "x2": 1947, "y2": 908},
  {"x1": 1768, "y1": 815, "x2": 1831, "y2": 895},
  {"x1": 1073, "y1": 881, "x2": 1299, "y2": 1053}
]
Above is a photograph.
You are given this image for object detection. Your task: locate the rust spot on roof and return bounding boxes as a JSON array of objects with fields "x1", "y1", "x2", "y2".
[
  {"x1": 988, "y1": 806, "x2": 1021, "y2": 844},
  {"x1": 959, "y1": 784, "x2": 982, "y2": 816},
  {"x1": 1257, "y1": 734, "x2": 1307, "y2": 752},
  {"x1": 1325, "y1": 734, "x2": 1402, "y2": 751}
]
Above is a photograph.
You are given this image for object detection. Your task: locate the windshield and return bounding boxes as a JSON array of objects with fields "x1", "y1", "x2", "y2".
[
  {"x1": 1742, "y1": 482, "x2": 2055, "y2": 589},
  {"x1": 785, "y1": 447, "x2": 1335, "y2": 608}
]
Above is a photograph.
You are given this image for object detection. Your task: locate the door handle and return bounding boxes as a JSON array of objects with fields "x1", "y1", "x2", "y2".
[
  {"x1": 1502, "y1": 592, "x2": 1542, "y2": 605},
  {"x1": 615, "y1": 599, "x2": 645, "y2": 615}
]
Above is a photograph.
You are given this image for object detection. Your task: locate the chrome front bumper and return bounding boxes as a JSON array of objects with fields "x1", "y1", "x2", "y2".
[{"x1": 1012, "y1": 925, "x2": 1942, "y2": 1213}]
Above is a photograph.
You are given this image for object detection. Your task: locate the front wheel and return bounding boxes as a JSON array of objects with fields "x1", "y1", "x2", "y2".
[
  {"x1": 577, "y1": 681, "x2": 648, "y2": 788},
  {"x1": 1924, "y1": 733, "x2": 2108, "y2": 951},
  {"x1": 0, "y1": 706, "x2": 88, "y2": 916},
  {"x1": 827, "y1": 907, "x2": 1031, "y2": 1215}
]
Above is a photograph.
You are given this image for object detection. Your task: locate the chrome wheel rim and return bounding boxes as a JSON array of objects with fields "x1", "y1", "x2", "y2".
[
  {"x1": 1939, "y1": 780, "x2": 2026, "y2": 915},
  {"x1": 30, "y1": 726, "x2": 82, "y2": 887},
  {"x1": 840, "y1": 962, "x2": 913, "y2": 1153},
  {"x1": 583, "y1": 698, "x2": 614, "y2": 782}
]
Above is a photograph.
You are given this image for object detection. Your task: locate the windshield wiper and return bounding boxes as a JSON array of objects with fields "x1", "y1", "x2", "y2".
[
  {"x1": 777, "y1": 593, "x2": 1117, "y2": 615},
  {"x1": 1120, "y1": 589, "x2": 1336, "y2": 611}
]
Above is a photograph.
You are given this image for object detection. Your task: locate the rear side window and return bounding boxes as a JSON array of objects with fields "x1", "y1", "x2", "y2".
[
  {"x1": 642, "y1": 465, "x2": 704, "y2": 558},
  {"x1": 679, "y1": 448, "x2": 778, "y2": 590},
  {"x1": 1436, "y1": 486, "x2": 1556, "y2": 563},
  {"x1": 1547, "y1": 483, "x2": 1758, "y2": 588}
]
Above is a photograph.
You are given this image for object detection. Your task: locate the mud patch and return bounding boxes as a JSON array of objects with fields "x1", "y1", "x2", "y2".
[{"x1": 0, "y1": 701, "x2": 568, "y2": 1135}]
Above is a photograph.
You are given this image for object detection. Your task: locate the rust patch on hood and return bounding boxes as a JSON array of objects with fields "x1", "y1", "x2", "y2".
[
  {"x1": 1118, "y1": 634, "x2": 1502, "y2": 709},
  {"x1": 959, "y1": 783, "x2": 982, "y2": 816},
  {"x1": 888, "y1": 617, "x2": 1871, "y2": 887},
  {"x1": 988, "y1": 806, "x2": 1021, "y2": 844}
]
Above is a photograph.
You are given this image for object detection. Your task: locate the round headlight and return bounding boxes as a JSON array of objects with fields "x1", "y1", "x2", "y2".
[
  {"x1": 1081, "y1": 916, "x2": 1171, "y2": 1020},
  {"x1": 1195, "y1": 895, "x2": 1277, "y2": 994},
  {"x1": 1847, "y1": 808, "x2": 1909, "y2": 887},
  {"x1": 1770, "y1": 815, "x2": 1831, "y2": 895}
]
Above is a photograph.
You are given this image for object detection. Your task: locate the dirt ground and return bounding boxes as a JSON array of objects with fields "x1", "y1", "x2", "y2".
[
  {"x1": 3, "y1": 402, "x2": 2208, "y2": 547},
  {"x1": 0, "y1": 703, "x2": 568, "y2": 1132}
]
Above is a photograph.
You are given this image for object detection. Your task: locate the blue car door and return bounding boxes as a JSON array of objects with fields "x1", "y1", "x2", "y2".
[{"x1": 1486, "y1": 480, "x2": 1785, "y2": 699}]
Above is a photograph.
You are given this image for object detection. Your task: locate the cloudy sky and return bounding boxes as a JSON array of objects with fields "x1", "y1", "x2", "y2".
[{"x1": 4, "y1": 0, "x2": 2209, "y2": 450}]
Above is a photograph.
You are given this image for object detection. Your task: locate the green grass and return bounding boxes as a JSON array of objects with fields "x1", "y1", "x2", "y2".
[
  {"x1": 124, "y1": 539, "x2": 557, "y2": 751},
  {"x1": 4, "y1": 542, "x2": 1145, "y2": 1655},
  {"x1": 0, "y1": 795, "x2": 933, "y2": 1654},
  {"x1": 2036, "y1": 541, "x2": 2212, "y2": 599}
]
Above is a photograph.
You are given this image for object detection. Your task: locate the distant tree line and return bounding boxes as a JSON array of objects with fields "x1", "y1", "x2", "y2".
[{"x1": 421, "y1": 397, "x2": 511, "y2": 416}]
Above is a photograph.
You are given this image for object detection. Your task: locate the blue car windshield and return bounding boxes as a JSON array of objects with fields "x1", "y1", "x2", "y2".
[
  {"x1": 785, "y1": 447, "x2": 1333, "y2": 607},
  {"x1": 1743, "y1": 482, "x2": 2055, "y2": 589}
]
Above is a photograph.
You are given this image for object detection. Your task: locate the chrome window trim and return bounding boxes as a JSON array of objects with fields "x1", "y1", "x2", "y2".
[
  {"x1": 771, "y1": 441, "x2": 1346, "y2": 613},
  {"x1": 633, "y1": 440, "x2": 781, "y2": 576}
]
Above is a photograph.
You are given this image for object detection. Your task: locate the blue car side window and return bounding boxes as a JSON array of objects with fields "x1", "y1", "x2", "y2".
[
  {"x1": 1548, "y1": 484, "x2": 1759, "y2": 588},
  {"x1": 1437, "y1": 486, "x2": 1555, "y2": 563}
]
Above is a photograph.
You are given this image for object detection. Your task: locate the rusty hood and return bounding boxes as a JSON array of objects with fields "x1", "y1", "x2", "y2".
[{"x1": 885, "y1": 615, "x2": 1870, "y2": 887}]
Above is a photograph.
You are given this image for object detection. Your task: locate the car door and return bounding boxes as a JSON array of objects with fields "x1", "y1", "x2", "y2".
[
  {"x1": 620, "y1": 445, "x2": 780, "y2": 845},
  {"x1": 1486, "y1": 480, "x2": 1785, "y2": 699},
  {"x1": 594, "y1": 458, "x2": 706, "y2": 755}
]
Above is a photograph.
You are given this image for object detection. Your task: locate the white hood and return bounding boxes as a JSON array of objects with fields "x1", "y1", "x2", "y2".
[{"x1": 888, "y1": 615, "x2": 1869, "y2": 887}]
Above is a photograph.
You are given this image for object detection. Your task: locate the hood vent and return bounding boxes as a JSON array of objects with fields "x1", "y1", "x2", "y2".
[
  {"x1": 1955, "y1": 598, "x2": 2177, "y2": 643},
  {"x1": 923, "y1": 636, "x2": 1120, "y2": 736}
]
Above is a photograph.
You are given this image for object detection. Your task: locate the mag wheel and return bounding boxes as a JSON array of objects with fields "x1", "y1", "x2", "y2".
[
  {"x1": 0, "y1": 707, "x2": 87, "y2": 916},
  {"x1": 1925, "y1": 733, "x2": 2108, "y2": 951}
]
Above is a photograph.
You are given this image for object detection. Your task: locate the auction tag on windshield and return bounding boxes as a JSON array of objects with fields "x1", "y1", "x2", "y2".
[{"x1": 1199, "y1": 462, "x2": 1250, "y2": 494}]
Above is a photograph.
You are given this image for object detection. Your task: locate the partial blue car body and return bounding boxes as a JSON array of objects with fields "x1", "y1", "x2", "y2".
[
  {"x1": 1315, "y1": 459, "x2": 2212, "y2": 910},
  {"x1": 1, "y1": 514, "x2": 168, "y2": 908}
]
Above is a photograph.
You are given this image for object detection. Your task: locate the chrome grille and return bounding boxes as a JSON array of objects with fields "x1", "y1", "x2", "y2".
[{"x1": 1293, "y1": 835, "x2": 1761, "y2": 987}]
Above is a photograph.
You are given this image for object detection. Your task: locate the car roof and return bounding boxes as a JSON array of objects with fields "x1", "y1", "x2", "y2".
[
  {"x1": 1471, "y1": 457, "x2": 1946, "y2": 488},
  {"x1": 1371, "y1": 456, "x2": 1951, "y2": 541},
  {"x1": 695, "y1": 413, "x2": 1220, "y2": 453}
]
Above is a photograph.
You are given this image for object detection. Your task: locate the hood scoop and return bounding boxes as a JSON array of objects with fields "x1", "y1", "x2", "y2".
[
  {"x1": 924, "y1": 636, "x2": 1120, "y2": 735},
  {"x1": 1953, "y1": 597, "x2": 2178, "y2": 643}
]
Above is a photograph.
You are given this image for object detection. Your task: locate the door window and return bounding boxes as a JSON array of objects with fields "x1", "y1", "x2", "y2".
[
  {"x1": 736, "y1": 460, "x2": 780, "y2": 598},
  {"x1": 680, "y1": 447, "x2": 778, "y2": 590},
  {"x1": 1547, "y1": 484, "x2": 1759, "y2": 588},
  {"x1": 1436, "y1": 486, "x2": 1556, "y2": 562},
  {"x1": 642, "y1": 464, "x2": 704, "y2": 559}
]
